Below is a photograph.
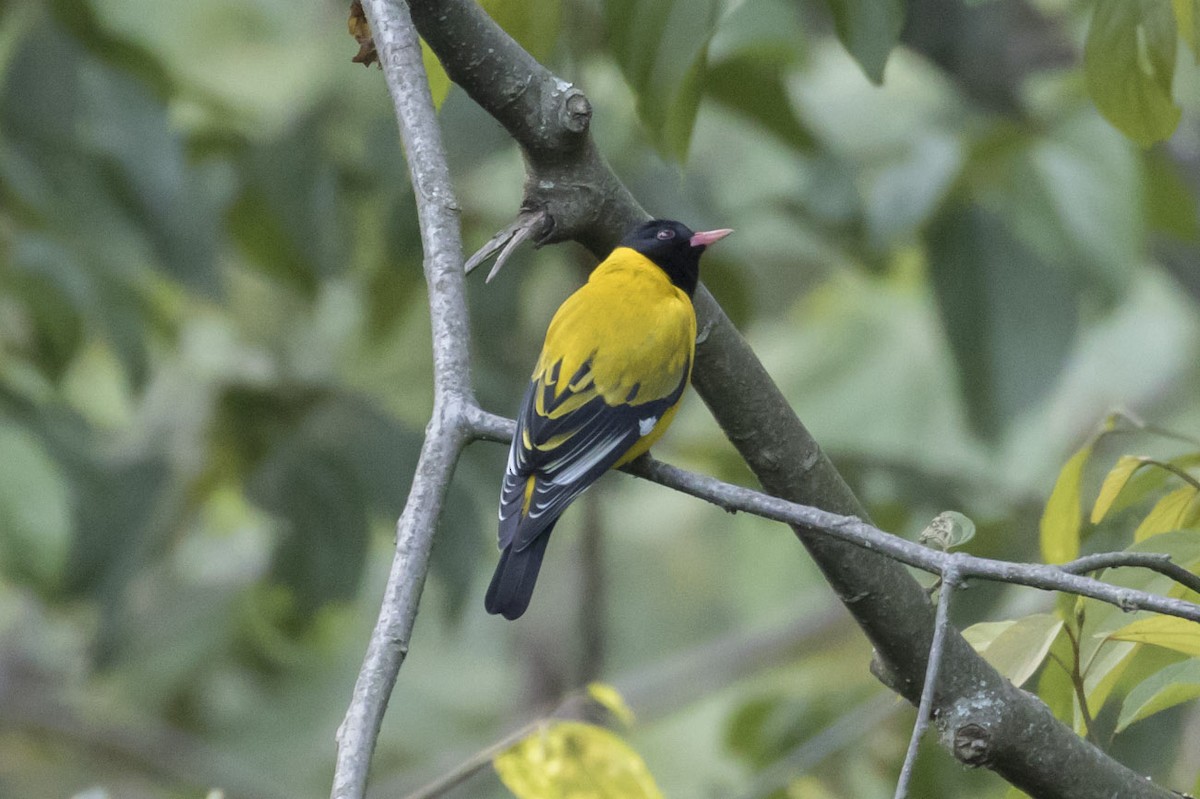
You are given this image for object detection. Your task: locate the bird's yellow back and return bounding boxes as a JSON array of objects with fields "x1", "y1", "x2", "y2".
[{"x1": 535, "y1": 247, "x2": 696, "y2": 408}]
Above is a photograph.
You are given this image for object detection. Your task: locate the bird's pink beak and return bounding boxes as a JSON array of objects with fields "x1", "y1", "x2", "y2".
[{"x1": 690, "y1": 228, "x2": 734, "y2": 248}]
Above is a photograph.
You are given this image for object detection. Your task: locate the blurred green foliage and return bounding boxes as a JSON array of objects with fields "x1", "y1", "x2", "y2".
[{"x1": 0, "y1": 0, "x2": 1198, "y2": 797}]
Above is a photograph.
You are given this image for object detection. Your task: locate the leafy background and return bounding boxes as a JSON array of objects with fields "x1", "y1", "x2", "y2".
[{"x1": 1, "y1": 0, "x2": 1199, "y2": 797}]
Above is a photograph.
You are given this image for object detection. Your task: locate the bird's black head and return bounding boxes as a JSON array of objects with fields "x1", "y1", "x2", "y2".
[{"x1": 620, "y1": 219, "x2": 732, "y2": 297}]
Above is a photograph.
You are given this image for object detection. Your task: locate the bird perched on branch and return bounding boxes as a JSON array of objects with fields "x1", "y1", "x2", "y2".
[{"x1": 484, "y1": 219, "x2": 733, "y2": 619}]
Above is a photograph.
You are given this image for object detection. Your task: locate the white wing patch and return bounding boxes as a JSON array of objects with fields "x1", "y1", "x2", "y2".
[
  {"x1": 638, "y1": 416, "x2": 658, "y2": 437},
  {"x1": 550, "y1": 433, "x2": 626, "y2": 485}
]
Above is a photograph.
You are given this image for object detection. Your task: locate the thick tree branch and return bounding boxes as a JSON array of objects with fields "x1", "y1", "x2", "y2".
[
  {"x1": 401, "y1": 3, "x2": 1183, "y2": 796},
  {"x1": 407, "y1": 0, "x2": 643, "y2": 256}
]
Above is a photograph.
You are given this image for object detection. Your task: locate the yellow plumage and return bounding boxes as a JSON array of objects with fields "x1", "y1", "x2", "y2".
[{"x1": 534, "y1": 247, "x2": 696, "y2": 461}]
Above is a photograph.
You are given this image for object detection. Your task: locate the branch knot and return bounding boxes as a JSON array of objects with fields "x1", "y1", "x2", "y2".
[
  {"x1": 953, "y1": 723, "x2": 993, "y2": 767},
  {"x1": 560, "y1": 90, "x2": 592, "y2": 135}
]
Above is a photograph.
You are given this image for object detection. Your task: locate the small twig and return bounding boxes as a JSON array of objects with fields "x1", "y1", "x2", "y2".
[
  {"x1": 1060, "y1": 552, "x2": 1200, "y2": 596},
  {"x1": 1135, "y1": 458, "x2": 1200, "y2": 493},
  {"x1": 1062, "y1": 619, "x2": 1098, "y2": 743},
  {"x1": 1108, "y1": 410, "x2": 1200, "y2": 449},
  {"x1": 894, "y1": 563, "x2": 960, "y2": 799},
  {"x1": 401, "y1": 721, "x2": 542, "y2": 799},
  {"x1": 463, "y1": 208, "x2": 550, "y2": 282},
  {"x1": 739, "y1": 694, "x2": 898, "y2": 799}
]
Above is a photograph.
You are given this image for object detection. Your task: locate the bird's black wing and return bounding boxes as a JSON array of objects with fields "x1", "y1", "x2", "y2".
[{"x1": 498, "y1": 358, "x2": 687, "y2": 553}]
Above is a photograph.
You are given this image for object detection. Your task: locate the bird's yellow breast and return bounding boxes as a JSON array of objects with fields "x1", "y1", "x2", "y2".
[{"x1": 534, "y1": 247, "x2": 696, "y2": 407}]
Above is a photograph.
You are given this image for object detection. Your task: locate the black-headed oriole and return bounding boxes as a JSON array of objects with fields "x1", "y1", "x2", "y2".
[{"x1": 485, "y1": 219, "x2": 732, "y2": 619}]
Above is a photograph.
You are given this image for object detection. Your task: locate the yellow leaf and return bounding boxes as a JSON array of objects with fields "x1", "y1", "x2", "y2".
[
  {"x1": 962, "y1": 614, "x2": 1063, "y2": 687},
  {"x1": 1041, "y1": 445, "x2": 1091, "y2": 564},
  {"x1": 494, "y1": 722, "x2": 664, "y2": 799},
  {"x1": 1134, "y1": 486, "x2": 1200, "y2": 541},
  {"x1": 1108, "y1": 615, "x2": 1200, "y2": 656},
  {"x1": 586, "y1": 682, "x2": 636, "y2": 728},
  {"x1": 421, "y1": 42, "x2": 452, "y2": 109},
  {"x1": 1091, "y1": 455, "x2": 1147, "y2": 524}
]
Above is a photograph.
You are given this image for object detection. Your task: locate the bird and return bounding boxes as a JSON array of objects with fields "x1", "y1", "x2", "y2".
[{"x1": 484, "y1": 219, "x2": 733, "y2": 619}]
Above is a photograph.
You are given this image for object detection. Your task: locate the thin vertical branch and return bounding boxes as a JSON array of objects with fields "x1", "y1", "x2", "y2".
[
  {"x1": 1062, "y1": 617, "x2": 1098, "y2": 744},
  {"x1": 894, "y1": 563, "x2": 960, "y2": 799},
  {"x1": 331, "y1": 1, "x2": 473, "y2": 797}
]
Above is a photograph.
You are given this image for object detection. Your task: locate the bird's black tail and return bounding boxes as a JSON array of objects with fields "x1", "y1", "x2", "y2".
[{"x1": 485, "y1": 527, "x2": 554, "y2": 620}]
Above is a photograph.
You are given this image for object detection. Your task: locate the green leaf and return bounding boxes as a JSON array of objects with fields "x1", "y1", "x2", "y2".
[
  {"x1": 927, "y1": 204, "x2": 1079, "y2": 439},
  {"x1": 495, "y1": 721, "x2": 664, "y2": 799},
  {"x1": 865, "y1": 133, "x2": 963, "y2": 250},
  {"x1": 226, "y1": 187, "x2": 320, "y2": 298},
  {"x1": 1108, "y1": 616, "x2": 1200, "y2": 657},
  {"x1": 1084, "y1": 0, "x2": 1182, "y2": 147},
  {"x1": 705, "y1": 57, "x2": 813, "y2": 151},
  {"x1": 824, "y1": 0, "x2": 906, "y2": 84},
  {"x1": 1134, "y1": 485, "x2": 1200, "y2": 541},
  {"x1": 1145, "y1": 149, "x2": 1200, "y2": 241},
  {"x1": 1092, "y1": 455, "x2": 1149, "y2": 524},
  {"x1": 255, "y1": 445, "x2": 369, "y2": 618},
  {"x1": 962, "y1": 614, "x2": 1063, "y2": 687},
  {"x1": 704, "y1": 0, "x2": 812, "y2": 150},
  {"x1": 1081, "y1": 638, "x2": 1139, "y2": 726},
  {"x1": 224, "y1": 389, "x2": 418, "y2": 620},
  {"x1": 1035, "y1": 629, "x2": 1078, "y2": 725},
  {"x1": 6, "y1": 234, "x2": 88, "y2": 379},
  {"x1": 724, "y1": 692, "x2": 842, "y2": 769},
  {"x1": 605, "y1": 0, "x2": 722, "y2": 160},
  {"x1": 1040, "y1": 444, "x2": 1093, "y2": 564},
  {"x1": 1173, "y1": 0, "x2": 1200, "y2": 60},
  {"x1": 0, "y1": 423, "x2": 72, "y2": 588},
  {"x1": 1117, "y1": 658, "x2": 1200, "y2": 732},
  {"x1": 971, "y1": 114, "x2": 1142, "y2": 299},
  {"x1": 228, "y1": 116, "x2": 353, "y2": 297},
  {"x1": 49, "y1": 0, "x2": 174, "y2": 99}
]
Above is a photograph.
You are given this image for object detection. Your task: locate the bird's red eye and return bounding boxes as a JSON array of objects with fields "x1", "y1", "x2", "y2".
[{"x1": 656, "y1": 229, "x2": 675, "y2": 240}]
